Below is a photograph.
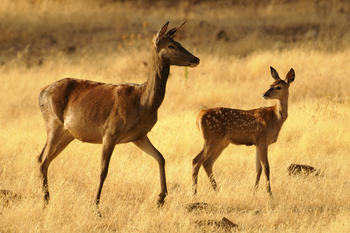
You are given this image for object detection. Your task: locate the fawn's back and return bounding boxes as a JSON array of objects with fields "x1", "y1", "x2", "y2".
[{"x1": 197, "y1": 106, "x2": 283, "y2": 146}]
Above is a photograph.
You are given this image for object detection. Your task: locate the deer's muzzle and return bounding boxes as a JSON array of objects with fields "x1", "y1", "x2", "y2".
[{"x1": 189, "y1": 57, "x2": 200, "y2": 67}]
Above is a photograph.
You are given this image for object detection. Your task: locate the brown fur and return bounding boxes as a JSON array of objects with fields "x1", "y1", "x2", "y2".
[
  {"x1": 196, "y1": 109, "x2": 207, "y2": 131},
  {"x1": 192, "y1": 67, "x2": 295, "y2": 195},
  {"x1": 37, "y1": 22, "x2": 199, "y2": 209}
]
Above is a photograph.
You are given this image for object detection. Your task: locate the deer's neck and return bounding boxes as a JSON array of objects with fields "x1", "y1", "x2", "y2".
[
  {"x1": 275, "y1": 98, "x2": 288, "y2": 122},
  {"x1": 141, "y1": 52, "x2": 170, "y2": 111}
]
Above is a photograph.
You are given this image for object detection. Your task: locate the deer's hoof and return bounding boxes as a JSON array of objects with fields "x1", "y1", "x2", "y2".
[
  {"x1": 268, "y1": 192, "x2": 273, "y2": 199},
  {"x1": 44, "y1": 193, "x2": 50, "y2": 205},
  {"x1": 157, "y1": 192, "x2": 167, "y2": 207},
  {"x1": 96, "y1": 209, "x2": 103, "y2": 218},
  {"x1": 192, "y1": 186, "x2": 197, "y2": 196}
]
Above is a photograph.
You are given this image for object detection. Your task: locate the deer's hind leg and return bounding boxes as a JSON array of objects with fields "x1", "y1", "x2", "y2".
[
  {"x1": 202, "y1": 140, "x2": 229, "y2": 192},
  {"x1": 192, "y1": 139, "x2": 227, "y2": 195},
  {"x1": 192, "y1": 149, "x2": 205, "y2": 195},
  {"x1": 40, "y1": 120, "x2": 74, "y2": 204},
  {"x1": 37, "y1": 143, "x2": 47, "y2": 163}
]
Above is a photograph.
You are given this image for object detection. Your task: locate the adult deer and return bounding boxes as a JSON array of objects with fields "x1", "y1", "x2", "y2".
[
  {"x1": 37, "y1": 22, "x2": 199, "y2": 209},
  {"x1": 192, "y1": 67, "x2": 295, "y2": 195}
]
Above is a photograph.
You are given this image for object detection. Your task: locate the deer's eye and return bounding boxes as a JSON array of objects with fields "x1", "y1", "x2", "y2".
[
  {"x1": 276, "y1": 86, "x2": 281, "y2": 90},
  {"x1": 168, "y1": 45, "x2": 175, "y2": 49}
]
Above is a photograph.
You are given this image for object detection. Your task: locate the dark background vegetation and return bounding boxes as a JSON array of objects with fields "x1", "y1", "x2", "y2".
[{"x1": 0, "y1": 0, "x2": 349, "y2": 67}]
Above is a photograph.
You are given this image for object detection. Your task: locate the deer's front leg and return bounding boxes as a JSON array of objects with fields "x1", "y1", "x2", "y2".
[
  {"x1": 96, "y1": 136, "x2": 116, "y2": 207},
  {"x1": 254, "y1": 147, "x2": 263, "y2": 191},
  {"x1": 256, "y1": 143, "x2": 271, "y2": 195},
  {"x1": 133, "y1": 136, "x2": 167, "y2": 206}
]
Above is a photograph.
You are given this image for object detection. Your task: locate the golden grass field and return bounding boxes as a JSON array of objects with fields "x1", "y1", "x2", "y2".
[{"x1": 1, "y1": 0, "x2": 350, "y2": 232}]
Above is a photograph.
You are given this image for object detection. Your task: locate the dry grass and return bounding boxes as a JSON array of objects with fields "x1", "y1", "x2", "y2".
[{"x1": 1, "y1": 1, "x2": 350, "y2": 232}]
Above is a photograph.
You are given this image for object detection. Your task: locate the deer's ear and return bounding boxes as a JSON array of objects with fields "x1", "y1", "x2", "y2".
[
  {"x1": 285, "y1": 68, "x2": 295, "y2": 84},
  {"x1": 153, "y1": 21, "x2": 169, "y2": 45},
  {"x1": 270, "y1": 66, "x2": 280, "y2": 80},
  {"x1": 165, "y1": 21, "x2": 185, "y2": 38}
]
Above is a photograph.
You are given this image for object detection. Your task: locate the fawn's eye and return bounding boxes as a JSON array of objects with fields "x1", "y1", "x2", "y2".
[
  {"x1": 168, "y1": 45, "x2": 175, "y2": 49},
  {"x1": 276, "y1": 86, "x2": 281, "y2": 90}
]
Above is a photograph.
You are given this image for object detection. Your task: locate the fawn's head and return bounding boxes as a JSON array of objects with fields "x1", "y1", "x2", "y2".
[
  {"x1": 153, "y1": 22, "x2": 200, "y2": 67},
  {"x1": 263, "y1": 66, "x2": 295, "y2": 100}
]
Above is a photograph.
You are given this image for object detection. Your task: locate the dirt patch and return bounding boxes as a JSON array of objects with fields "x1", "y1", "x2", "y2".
[
  {"x1": 185, "y1": 202, "x2": 209, "y2": 212},
  {"x1": 288, "y1": 164, "x2": 320, "y2": 176},
  {"x1": 0, "y1": 189, "x2": 22, "y2": 206},
  {"x1": 194, "y1": 217, "x2": 239, "y2": 231}
]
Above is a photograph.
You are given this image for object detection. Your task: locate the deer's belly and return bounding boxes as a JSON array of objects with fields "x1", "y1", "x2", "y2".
[
  {"x1": 63, "y1": 110, "x2": 157, "y2": 144},
  {"x1": 63, "y1": 115, "x2": 103, "y2": 144},
  {"x1": 117, "y1": 117, "x2": 157, "y2": 143},
  {"x1": 228, "y1": 133, "x2": 256, "y2": 146}
]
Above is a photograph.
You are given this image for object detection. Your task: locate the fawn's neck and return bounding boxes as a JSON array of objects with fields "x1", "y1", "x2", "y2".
[
  {"x1": 275, "y1": 97, "x2": 288, "y2": 122},
  {"x1": 141, "y1": 51, "x2": 170, "y2": 111}
]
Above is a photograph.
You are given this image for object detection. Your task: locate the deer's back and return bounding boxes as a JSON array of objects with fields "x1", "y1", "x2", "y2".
[{"x1": 39, "y1": 78, "x2": 150, "y2": 143}]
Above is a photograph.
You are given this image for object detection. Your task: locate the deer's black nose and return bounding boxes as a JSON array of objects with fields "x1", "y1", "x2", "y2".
[
  {"x1": 189, "y1": 57, "x2": 200, "y2": 67},
  {"x1": 192, "y1": 57, "x2": 200, "y2": 64}
]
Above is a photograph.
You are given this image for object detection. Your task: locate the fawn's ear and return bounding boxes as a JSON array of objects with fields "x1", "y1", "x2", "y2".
[
  {"x1": 270, "y1": 66, "x2": 280, "y2": 80},
  {"x1": 165, "y1": 21, "x2": 186, "y2": 38},
  {"x1": 153, "y1": 21, "x2": 169, "y2": 45},
  {"x1": 285, "y1": 68, "x2": 295, "y2": 84}
]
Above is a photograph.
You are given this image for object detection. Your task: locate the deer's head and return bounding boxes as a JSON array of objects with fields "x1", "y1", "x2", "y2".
[
  {"x1": 263, "y1": 66, "x2": 295, "y2": 100},
  {"x1": 153, "y1": 22, "x2": 200, "y2": 67}
]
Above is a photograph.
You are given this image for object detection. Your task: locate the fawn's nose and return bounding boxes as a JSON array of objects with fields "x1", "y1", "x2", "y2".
[{"x1": 263, "y1": 88, "x2": 272, "y2": 98}]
